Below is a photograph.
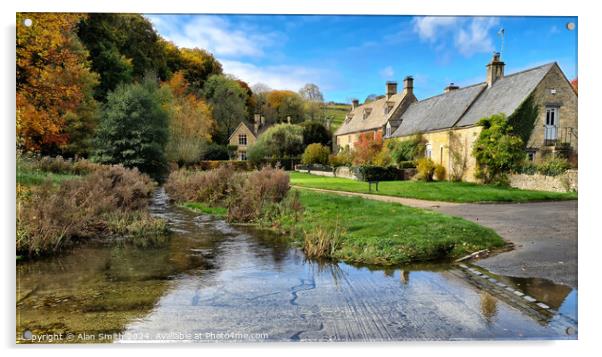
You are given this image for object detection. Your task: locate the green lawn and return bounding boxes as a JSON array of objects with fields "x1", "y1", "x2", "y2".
[
  {"x1": 288, "y1": 190, "x2": 505, "y2": 265},
  {"x1": 290, "y1": 172, "x2": 577, "y2": 203},
  {"x1": 181, "y1": 202, "x2": 227, "y2": 217}
]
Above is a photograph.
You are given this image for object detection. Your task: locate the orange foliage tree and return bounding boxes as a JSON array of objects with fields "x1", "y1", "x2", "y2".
[
  {"x1": 571, "y1": 77, "x2": 578, "y2": 94},
  {"x1": 163, "y1": 72, "x2": 216, "y2": 165},
  {"x1": 17, "y1": 13, "x2": 99, "y2": 154},
  {"x1": 352, "y1": 131, "x2": 384, "y2": 165},
  {"x1": 265, "y1": 90, "x2": 305, "y2": 124}
]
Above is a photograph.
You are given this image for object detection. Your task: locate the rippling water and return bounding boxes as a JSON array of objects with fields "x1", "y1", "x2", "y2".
[{"x1": 16, "y1": 188, "x2": 577, "y2": 343}]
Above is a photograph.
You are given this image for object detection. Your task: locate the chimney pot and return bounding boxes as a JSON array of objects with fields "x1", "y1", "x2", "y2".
[
  {"x1": 386, "y1": 81, "x2": 398, "y2": 99},
  {"x1": 352, "y1": 99, "x2": 360, "y2": 109},
  {"x1": 403, "y1": 76, "x2": 414, "y2": 96},
  {"x1": 486, "y1": 52, "x2": 505, "y2": 87},
  {"x1": 444, "y1": 82, "x2": 460, "y2": 93}
]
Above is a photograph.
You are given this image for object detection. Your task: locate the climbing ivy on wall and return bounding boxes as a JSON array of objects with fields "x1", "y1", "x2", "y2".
[{"x1": 507, "y1": 94, "x2": 539, "y2": 146}]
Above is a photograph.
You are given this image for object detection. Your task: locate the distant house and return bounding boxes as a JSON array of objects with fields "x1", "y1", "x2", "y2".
[
  {"x1": 335, "y1": 53, "x2": 578, "y2": 181},
  {"x1": 228, "y1": 114, "x2": 268, "y2": 160}
]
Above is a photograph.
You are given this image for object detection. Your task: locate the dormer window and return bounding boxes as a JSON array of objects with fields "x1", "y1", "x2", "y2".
[
  {"x1": 384, "y1": 101, "x2": 394, "y2": 115},
  {"x1": 363, "y1": 108, "x2": 372, "y2": 120},
  {"x1": 385, "y1": 122, "x2": 392, "y2": 137}
]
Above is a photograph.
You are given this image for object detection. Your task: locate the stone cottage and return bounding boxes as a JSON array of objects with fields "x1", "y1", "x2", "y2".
[
  {"x1": 335, "y1": 53, "x2": 578, "y2": 181},
  {"x1": 228, "y1": 114, "x2": 268, "y2": 160}
]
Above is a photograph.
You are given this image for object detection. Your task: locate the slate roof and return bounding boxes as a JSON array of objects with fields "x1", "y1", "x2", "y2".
[
  {"x1": 391, "y1": 83, "x2": 486, "y2": 137},
  {"x1": 389, "y1": 62, "x2": 555, "y2": 137},
  {"x1": 456, "y1": 63, "x2": 554, "y2": 127},
  {"x1": 334, "y1": 91, "x2": 412, "y2": 136}
]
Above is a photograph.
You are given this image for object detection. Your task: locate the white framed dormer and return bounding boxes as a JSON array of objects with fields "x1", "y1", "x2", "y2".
[{"x1": 385, "y1": 122, "x2": 392, "y2": 137}]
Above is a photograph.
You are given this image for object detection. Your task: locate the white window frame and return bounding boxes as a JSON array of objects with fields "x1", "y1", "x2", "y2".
[
  {"x1": 238, "y1": 134, "x2": 247, "y2": 146},
  {"x1": 425, "y1": 143, "x2": 432, "y2": 158},
  {"x1": 385, "y1": 122, "x2": 391, "y2": 137},
  {"x1": 240, "y1": 151, "x2": 247, "y2": 161}
]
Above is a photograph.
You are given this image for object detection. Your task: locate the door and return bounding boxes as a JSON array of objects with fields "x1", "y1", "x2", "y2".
[{"x1": 544, "y1": 107, "x2": 558, "y2": 143}]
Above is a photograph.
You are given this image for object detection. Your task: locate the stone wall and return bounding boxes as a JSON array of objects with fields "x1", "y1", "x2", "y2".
[{"x1": 509, "y1": 170, "x2": 577, "y2": 193}]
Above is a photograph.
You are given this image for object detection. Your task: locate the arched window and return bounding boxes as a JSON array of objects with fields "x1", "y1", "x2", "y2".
[{"x1": 425, "y1": 143, "x2": 432, "y2": 158}]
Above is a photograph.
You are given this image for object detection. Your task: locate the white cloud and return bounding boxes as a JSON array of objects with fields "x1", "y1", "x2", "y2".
[
  {"x1": 379, "y1": 66, "x2": 395, "y2": 79},
  {"x1": 412, "y1": 16, "x2": 499, "y2": 57},
  {"x1": 221, "y1": 60, "x2": 327, "y2": 92},
  {"x1": 413, "y1": 17, "x2": 460, "y2": 41},
  {"x1": 146, "y1": 15, "x2": 281, "y2": 58}
]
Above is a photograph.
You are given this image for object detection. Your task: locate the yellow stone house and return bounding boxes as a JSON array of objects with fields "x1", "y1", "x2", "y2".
[
  {"x1": 335, "y1": 53, "x2": 578, "y2": 182},
  {"x1": 228, "y1": 114, "x2": 268, "y2": 160}
]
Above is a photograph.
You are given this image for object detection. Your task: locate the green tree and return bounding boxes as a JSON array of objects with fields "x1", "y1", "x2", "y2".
[
  {"x1": 302, "y1": 143, "x2": 330, "y2": 165},
  {"x1": 202, "y1": 74, "x2": 249, "y2": 144},
  {"x1": 301, "y1": 121, "x2": 332, "y2": 147},
  {"x1": 249, "y1": 123, "x2": 304, "y2": 160},
  {"x1": 472, "y1": 114, "x2": 525, "y2": 184},
  {"x1": 265, "y1": 90, "x2": 305, "y2": 124},
  {"x1": 77, "y1": 14, "x2": 170, "y2": 100},
  {"x1": 94, "y1": 76, "x2": 170, "y2": 181}
]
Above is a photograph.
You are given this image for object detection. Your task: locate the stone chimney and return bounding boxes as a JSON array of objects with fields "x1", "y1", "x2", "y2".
[
  {"x1": 351, "y1": 99, "x2": 359, "y2": 109},
  {"x1": 253, "y1": 113, "x2": 261, "y2": 133},
  {"x1": 386, "y1": 81, "x2": 398, "y2": 99},
  {"x1": 444, "y1": 83, "x2": 459, "y2": 93},
  {"x1": 403, "y1": 76, "x2": 414, "y2": 96},
  {"x1": 486, "y1": 52, "x2": 505, "y2": 87}
]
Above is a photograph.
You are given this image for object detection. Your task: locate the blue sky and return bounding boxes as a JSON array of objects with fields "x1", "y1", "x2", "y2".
[{"x1": 146, "y1": 15, "x2": 577, "y2": 103}]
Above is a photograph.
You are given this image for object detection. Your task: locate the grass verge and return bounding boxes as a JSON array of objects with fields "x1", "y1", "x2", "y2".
[
  {"x1": 181, "y1": 202, "x2": 227, "y2": 218},
  {"x1": 290, "y1": 172, "x2": 577, "y2": 203}
]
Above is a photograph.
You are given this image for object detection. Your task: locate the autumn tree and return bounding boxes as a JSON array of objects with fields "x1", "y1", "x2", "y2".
[
  {"x1": 202, "y1": 74, "x2": 248, "y2": 144},
  {"x1": 571, "y1": 77, "x2": 578, "y2": 93},
  {"x1": 94, "y1": 76, "x2": 170, "y2": 181},
  {"x1": 17, "y1": 13, "x2": 99, "y2": 155},
  {"x1": 353, "y1": 131, "x2": 384, "y2": 165},
  {"x1": 265, "y1": 90, "x2": 305, "y2": 124},
  {"x1": 162, "y1": 72, "x2": 215, "y2": 165}
]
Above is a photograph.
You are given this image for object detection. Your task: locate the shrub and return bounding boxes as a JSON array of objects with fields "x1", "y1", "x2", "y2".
[
  {"x1": 398, "y1": 161, "x2": 416, "y2": 169},
  {"x1": 19, "y1": 154, "x2": 102, "y2": 176},
  {"x1": 203, "y1": 143, "x2": 230, "y2": 160},
  {"x1": 16, "y1": 165, "x2": 165, "y2": 256},
  {"x1": 353, "y1": 131, "x2": 383, "y2": 165},
  {"x1": 358, "y1": 165, "x2": 404, "y2": 182},
  {"x1": 165, "y1": 166, "x2": 298, "y2": 224},
  {"x1": 434, "y1": 164, "x2": 446, "y2": 181},
  {"x1": 252, "y1": 123, "x2": 305, "y2": 160},
  {"x1": 537, "y1": 157, "x2": 571, "y2": 176},
  {"x1": 473, "y1": 114, "x2": 525, "y2": 184},
  {"x1": 301, "y1": 121, "x2": 332, "y2": 147},
  {"x1": 303, "y1": 225, "x2": 343, "y2": 260},
  {"x1": 416, "y1": 158, "x2": 436, "y2": 182},
  {"x1": 329, "y1": 146, "x2": 353, "y2": 167},
  {"x1": 302, "y1": 143, "x2": 330, "y2": 165},
  {"x1": 386, "y1": 135, "x2": 425, "y2": 164}
]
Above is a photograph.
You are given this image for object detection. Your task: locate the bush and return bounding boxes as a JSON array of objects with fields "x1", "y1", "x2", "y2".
[
  {"x1": 353, "y1": 132, "x2": 383, "y2": 165},
  {"x1": 386, "y1": 135, "x2": 425, "y2": 164},
  {"x1": 17, "y1": 165, "x2": 166, "y2": 256},
  {"x1": 301, "y1": 121, "x2": 332, "y2": 147},
  {"x1": 473, "y1": 114, "x2": 525, "y2": 184},
  {"x1": 203, "y1": 143, "x2": 230, "y2": 160},
  {"x1": 416, "y1": 158, "x2": 436, "y2": 182},
  {"x1": 19, "y1": 154, "x2": 102, "y2": 176},
  {"x1": 191, "y1": 160, "x2": 251, "y2": 171},
  {"x1": 302, "y1": 143, "x2": 330, "y2": 165},
  {"x1": 536, "y1": 157, "x2": 571, "y2": 176},
  {"x1": 165, "y1": 166, "x2": 299, "y2": 224},
  {"x1": 358, "y1": 165, "x2": 404, "y2": 182},
  {"x1": 398, "y1": 161, "x2": 416, "y2": 169},
  {"x1": 434, "y1": 164, "x2": 446, "y2": 181},
  {"x1": 329, "y1": 146, "x2": 353, "y2": 167}
]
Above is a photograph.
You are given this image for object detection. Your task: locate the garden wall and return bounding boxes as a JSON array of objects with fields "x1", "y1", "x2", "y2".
[
  {"x1": 295, "y1": 165, "x2": 416, "y2": 181},
  {"x1": 509, "y1": 170, "x2": 577, "y2": 193}
]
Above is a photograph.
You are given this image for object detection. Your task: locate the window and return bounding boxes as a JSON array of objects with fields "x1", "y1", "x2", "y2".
[
  {"x1": 238, "y1": 134, "x2": 247, "y2": 146},
  {"x1": 240, "y1": 151, "x2": 247, "y2": 161},
  {"x1": 527, "y1": 151, "x2": 535, "y2": 162},
  {"x1": 425, "y1": 143, "x2": 432, "y2": 158},
  {"x1": 385, "y1": 122, "x2": 391, "y2": 137}
]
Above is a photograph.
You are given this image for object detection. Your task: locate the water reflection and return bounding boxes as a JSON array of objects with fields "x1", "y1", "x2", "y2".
[{"x1": 17, "y1": 190, "x2": 578, "y2": 342}]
